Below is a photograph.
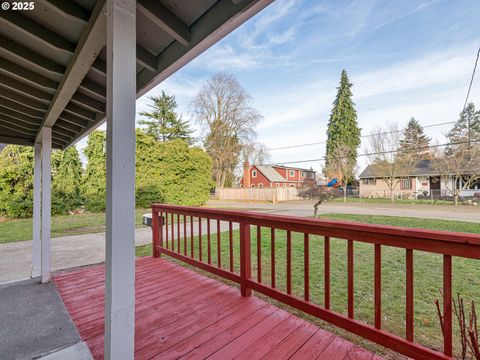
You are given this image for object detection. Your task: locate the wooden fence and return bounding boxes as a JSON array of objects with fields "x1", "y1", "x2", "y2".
[{"x1": 216, "y1": 187, "x2": 302, "y2": 202}]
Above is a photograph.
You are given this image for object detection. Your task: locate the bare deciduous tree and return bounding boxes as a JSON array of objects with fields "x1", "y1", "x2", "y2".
[
  {"x1": 241, "y1": 142, "x2": 271, "y2": 165},
  {"x1": 190, "y1": 72, "x2": 262, "y2": 189},
  {"x1": 432, "y1": 143, "x2": 480, "y2": 205},
  {"x1": 324, "y1": 145, "x2": 357, "y2": 202},
  {"x1": 366, "y1": 122, "x2": 417, "y2": 203}
]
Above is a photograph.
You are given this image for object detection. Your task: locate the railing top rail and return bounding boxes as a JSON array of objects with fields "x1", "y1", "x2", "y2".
[{"x1": 152, "y1": 203, "x2": 480, "y2": 248}]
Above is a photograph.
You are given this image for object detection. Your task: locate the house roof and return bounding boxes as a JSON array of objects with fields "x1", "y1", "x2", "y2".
[
  {"x1": 0, "y1": 0, "x2": 271, "y2": 149},
  {"x1": 255, "y1": 165, "x2": 287, "y2": 182},
  {"x1": 272, "y1": 165, "x2": 316, "y2": 172},
  {"x1": 359, "y1": 159, "x2": 441, "y2": 178}
]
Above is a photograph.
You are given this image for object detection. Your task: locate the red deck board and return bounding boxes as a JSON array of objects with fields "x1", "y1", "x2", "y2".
[{"x1": 54, "y1": 257, "x2": 380, "y2": 360}]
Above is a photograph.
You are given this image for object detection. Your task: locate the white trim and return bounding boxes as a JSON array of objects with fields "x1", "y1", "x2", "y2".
[
  {"x1": 252, "y1": 169, "x2": 257, "y2": 178},
  {"x1": 32, "y1": 143, "x2": 41, "y2": 278},
  {"x1": 104, "y1": 0, "x2": 136, "y2": 358},
  {"x1": 41, "y1": 128, "x2": 51, "y2": 283}
]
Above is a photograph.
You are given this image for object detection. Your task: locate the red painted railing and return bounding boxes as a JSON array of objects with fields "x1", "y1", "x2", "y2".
[{"x1": 151, "y1": 204, "x2": 480, "y2": 360}]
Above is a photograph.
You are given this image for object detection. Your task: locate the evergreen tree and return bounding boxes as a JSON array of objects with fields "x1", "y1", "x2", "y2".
[
  {"x1": 139, "y1": 91, "x2": 194, "y2": 144},
  {"x1": 52, "y1": 147, "x2": 84, "y2": 214},
  {"x1": 447, "y1": 102, "x2": 480, "y2": 145},
  {"x1": 325, "y1": 70, "x2": 361, "y2": 173},
  {"x1": 83, "y1": 130, "x2": 106, "y2": 211},
  {"x1": 398, "y1": 117, "x2": 431, "y2": 159}
]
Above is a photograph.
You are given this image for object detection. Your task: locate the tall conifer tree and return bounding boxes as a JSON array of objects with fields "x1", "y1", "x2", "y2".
[
  {"x1": 325, "y1": 70, "x2": 361, "y2": 173},
  {"x1": 398, "y1": 117, "x2": 431, "y2": 159}
]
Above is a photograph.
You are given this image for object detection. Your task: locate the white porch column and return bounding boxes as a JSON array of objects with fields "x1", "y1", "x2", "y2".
[
  {"x1": 104, "y1": 0, "x2": 136, "y2": 358},
  {"x1": 41, "y1": 128, "x2": 52, "y2": 283},
  {"x1": 31, "y1": 143, "x2": 42, "y2": 278}
]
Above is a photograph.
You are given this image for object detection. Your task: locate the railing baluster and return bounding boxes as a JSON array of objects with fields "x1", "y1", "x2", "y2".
[
  {"x1": 443, "y1": 255, "x2": 452, "y2": 356},
  {"x1": 152, "y1": 209, "x2": 160, "y2": 258},
  {"x1": 171, "y1": 213, "x2": 175, "y2": 251},
  {"x1": 183, "y1": 215, "x2": 187, "y2": 256},
  {"x1": 199, "y1": 217, "x2": 202, "y2": 261},
  {"x1": 190, "y1": 216, "x2": 194, "y2": 258},
  {"x1": 374, "y1": 244, "x2": 382, "y2": 329},
  {"x1": 348, "y1": 239, "x2": 354, "y2": 318},
  {"x1": 217, "y1": 220, "x2": 221, "y2": 267},
  {"x1": 325, "y1": 236, "x2": 330, "y2": 309},
  {"x1": 207, "y1": 218, "x2": 211, "y2": 264},
  {"x1": 239, "y1": 218, "x2": 251, "y2": 297},
  {"x1": 271, "y1": 228, "x2": 276, "y2": 288},
  {"x1": 165, "y1": 212, "x2": 169, "y2": 249},
  {"x1": 304, "y1": 233, "x2": 310, "y2": 302},
  {"x1": 287, "y1": 230, "x2": 292, "y2": 294},
  {"x1": 229, "y1": 222, "x2": 233, "y2": 272},
  {"x1": 177, "y1": 214, "x2": 180, "y2": 253},
  {"x1": 257, "y1": 226, "x2": 262, "y2": 283},
  {"x1": 406, "y1": 248, "x2": 414, "y2": 341}
]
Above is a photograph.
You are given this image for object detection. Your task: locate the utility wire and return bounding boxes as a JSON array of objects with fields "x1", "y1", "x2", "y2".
[
  {"x1": 267, "y1": 120, "x2": 456, "y2": 151},
  {"x1": 238, "y1": 139, "x2": 480, "y2": 168},
  {"x1": 463, "y1": 46, "x2": 480, "y2": 110}
]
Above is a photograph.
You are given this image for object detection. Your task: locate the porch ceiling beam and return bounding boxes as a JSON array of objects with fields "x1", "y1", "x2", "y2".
[
  {"x1": 53, "y1": 122, "x2": 78, "y2": 137},
  {"x1": 0, "y1": 34, "x2": 65, "y2": 75},
  {"x1": 51, "y1": 130, "x2": 71, "y2": 143},
  {"x1": 59, "y1": 113, "x2": 88, "y2": 128},
  {"x1": 0, "y1": 12, "x2": 76, "y2": 53},
  {"x1": 137, "y1": 0, "x2": 191, "y2": 47},
  {"x1": 0, "y1": 57, "x2": 59, "y2": 91},
  {"x1": 137, "y1": 0, "x2": 273, "y2": 96},
  {"x1": 71, "y1": 93, "x2": 105, "y2": 114},
  {"x1": 136, "y1": 45, "x2": 157, "y2": 72},
  {"x1": 42, "y1": 0, "x2": 91, "y2": 22},
  {"x1": 0, "y1": 118, "x2": 37, "y2": 136},
  {"x1": 0, "y1": 135, "x2": 33, "y2": 146},
  {"x1": 79, "y1": 79, "x2": 106, "y2": 100},
  {"x1": 64, "y1": 103, "x2": 97, "y2": 121},
  {"x1": 91, "y1": 57, "x2": 107, "y2": 76},
  {"x1": 0, "y1": 98, "x2": 45, "y2": 119},
  {"x1": 0, "y1": 107, "x2": 42, "y2": 126},
  {"x1": 36, "y1": 0, "x2": 107, "y2": 143},
  {"x1": 0, "y1": 74, "x2": 53, "y2": 102},
  {"x1": 0, "y1": 89, "x2": 50, "y2": 112}
]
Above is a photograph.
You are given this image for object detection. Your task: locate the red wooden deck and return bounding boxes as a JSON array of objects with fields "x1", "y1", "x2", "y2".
[{"x1": 54, "y1": 257, "x2": 381, "y2": 360}]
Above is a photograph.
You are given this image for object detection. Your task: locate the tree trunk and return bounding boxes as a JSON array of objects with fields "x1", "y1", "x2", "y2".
[
  {"x1": 454, "y1": 194, "x2": 459, "y2": 206},
  {"x1": 343, "y1": 186, "x2": 347, "y2": 202}
]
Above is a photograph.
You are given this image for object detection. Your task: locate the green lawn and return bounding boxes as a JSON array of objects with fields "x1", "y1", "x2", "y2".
[
  {"x1": 333, "y1": 197, "x2": 453, "y2": 205},
  {"x1": 0, "y1": 209, "x2": 151, "y2": 243},
  {"x1": 136, "y1": 215, "x2": 480, "y2": 358}
]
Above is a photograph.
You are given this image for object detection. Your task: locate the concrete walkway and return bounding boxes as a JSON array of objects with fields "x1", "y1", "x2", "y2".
[{"x1": 0, "y1": 220, "x2": 235, "y2": 284}]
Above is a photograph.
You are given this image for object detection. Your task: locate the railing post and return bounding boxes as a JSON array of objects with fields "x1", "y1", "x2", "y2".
[
  {"x1": 240, "y1": 218, "x2": 252, "y2": 297},
  {"x1": 152, "y1": 207, "x2": 160, "y2": 258}
]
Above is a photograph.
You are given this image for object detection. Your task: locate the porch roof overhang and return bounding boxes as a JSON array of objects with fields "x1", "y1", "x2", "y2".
[{"x1": 0, "y1": 0, "x2": 272, "y2": 149}]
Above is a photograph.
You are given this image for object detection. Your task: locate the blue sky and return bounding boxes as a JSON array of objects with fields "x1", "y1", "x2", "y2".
[{"x1": 79, "y1": 0, "x2": 480, "y2": 172}]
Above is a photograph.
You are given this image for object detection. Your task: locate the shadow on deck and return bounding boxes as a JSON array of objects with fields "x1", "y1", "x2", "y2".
[{"x1": 54, "y1": 257, "x2": 380, "y2": 360}]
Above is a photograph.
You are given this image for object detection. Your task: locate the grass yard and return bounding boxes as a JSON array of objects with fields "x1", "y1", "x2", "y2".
[
  {"x1": 0, "y1": 209, "x2": 151, "y2": 243},
  {"x1": 136, "y1": 215, "x2": 480, "y2": 358}
]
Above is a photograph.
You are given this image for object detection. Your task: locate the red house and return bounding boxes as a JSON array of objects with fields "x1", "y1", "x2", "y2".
[{"x1": 242, "y1": 162, "x2": 316, "y2": 188}]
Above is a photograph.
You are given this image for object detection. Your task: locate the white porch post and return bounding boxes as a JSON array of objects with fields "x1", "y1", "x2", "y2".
[
  {"x1": 32, "y1": 143, "x2": 42, "y2": 278},
  {"x1": 104, "y1": 0, "x2": 136, "y2": 358},
  {"x1": 41, "y1": 128, "x2": 52, "y2": 283}
]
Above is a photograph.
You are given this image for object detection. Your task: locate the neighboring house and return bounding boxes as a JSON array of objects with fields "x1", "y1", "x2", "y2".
[
  {"x1": 242, "y1": 162, "x2": 316, "y2": 188},
  {"x1": 359, "y1": 159, "x2": 480, "y2": 199}
]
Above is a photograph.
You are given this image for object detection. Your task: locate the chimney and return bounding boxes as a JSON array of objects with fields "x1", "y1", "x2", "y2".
[{"x1": 243, "y1": 161, "x2": 251, "y2": 188}]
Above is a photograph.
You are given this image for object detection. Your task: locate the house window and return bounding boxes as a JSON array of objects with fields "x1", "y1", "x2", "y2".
[
  {"x1": 290, "y1": 184, "x2": 295, "y2": 187},
  {"x1": 457, "y1": 177, "x2": 480, "y2": 190},
  {"x1": 252, "y1": 184, "x2": 255, "y2": 188},
  {"x1": 400, "y1": 178, "x2": 413, "y2": 190},
  {"x1": 301, "y1": 171, "x2": 306, "y2": 178},
  {"x1": 252, "y1": 169, "x2": 257, "y2": 178},
  {"x1": 276, "y1": 183, "x2": 279, "y2": 187},
  {"x1": 258, "y1": 183, "x2": 263, "y2": 188},
  {"x1": 289, "y1": 170, "x2": 295, "y2": 177},
  {"x1": 362, "y1": 178, "x2": 376, "y2": 185}
]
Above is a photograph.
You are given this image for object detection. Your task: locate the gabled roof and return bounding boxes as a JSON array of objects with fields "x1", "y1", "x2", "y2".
[
  {"x1": 272, "y1": 165, "x2": 316, "y2": 172},
  {"x1": 255, "y1": 165, "x2": 286, "y2": 182},
  {"x1": 359, "y1": 159, "x2": 441, "y2": 178}
]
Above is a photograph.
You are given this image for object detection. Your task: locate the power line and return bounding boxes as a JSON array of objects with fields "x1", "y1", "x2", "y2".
[
  {"x1": 267, "y1": 120, "x2": 456, "y2": 151},
  {"x1": 463, "y1": 46, "x2": 480, "y2": 110},
  {"x1": 240, "y1": 139, "x2": 480, "y2": 168}
]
